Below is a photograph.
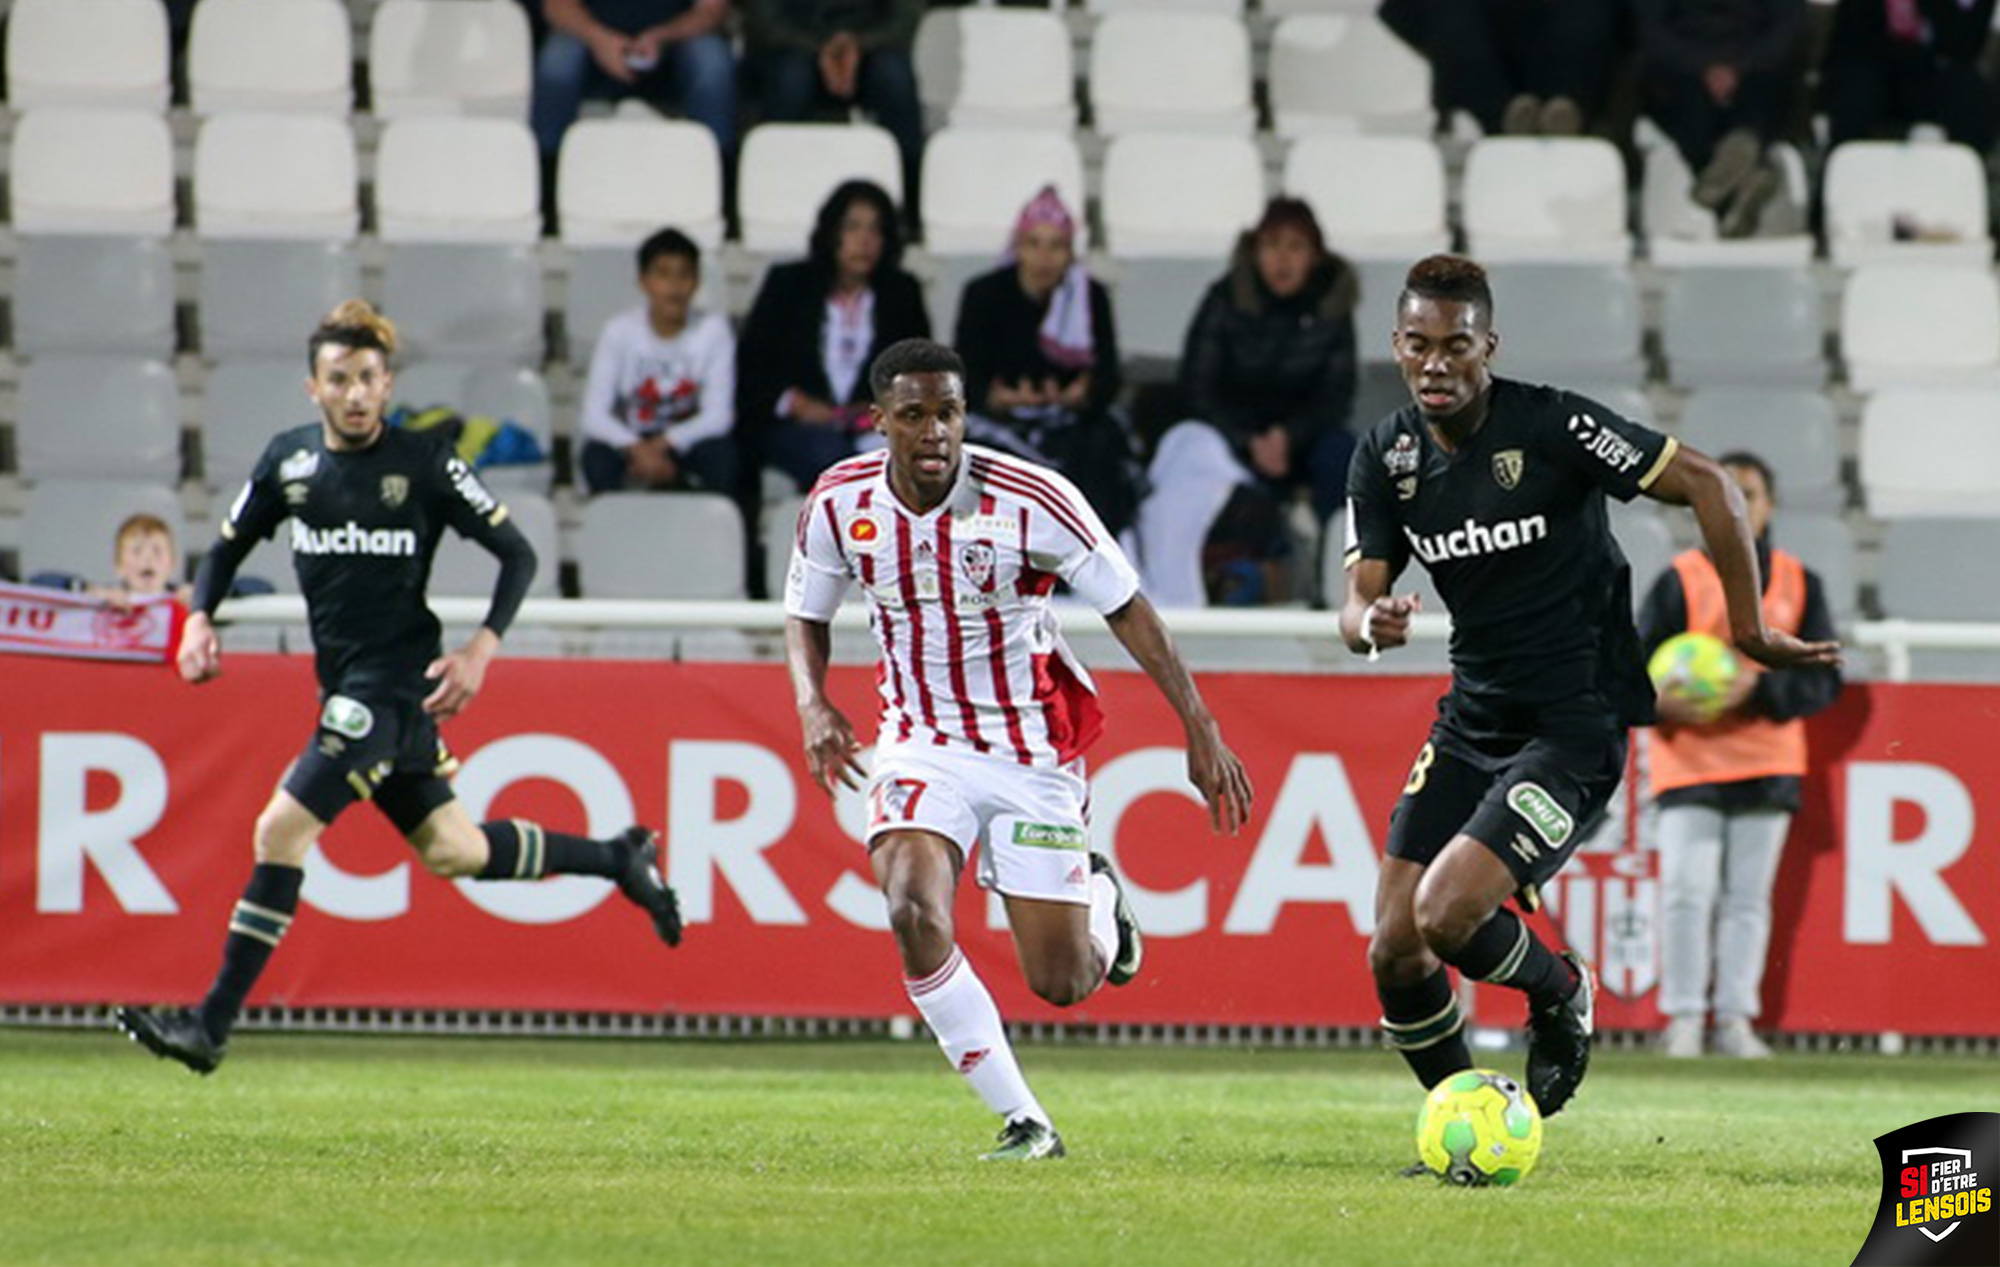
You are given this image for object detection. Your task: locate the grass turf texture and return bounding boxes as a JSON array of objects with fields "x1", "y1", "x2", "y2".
[{"x1": 0, "y1": 1029, "x2": 1977, "y2": 1266}]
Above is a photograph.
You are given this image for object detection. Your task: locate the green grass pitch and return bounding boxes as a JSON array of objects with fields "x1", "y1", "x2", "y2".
[{"x1": 0, "y1": 1028, "x2": 1977, "y2": 1266}]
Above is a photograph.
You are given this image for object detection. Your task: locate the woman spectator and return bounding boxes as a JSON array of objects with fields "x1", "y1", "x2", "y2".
[
  {"x1": 1138, "y1": 198, "x2": 1358, "y2": 607},
  {"x1": 736, "y1": 179, "x2": 930, "y2": 496},
  {"x1": 953, "y1": 185, "x2": 1136, "y2": 538}
]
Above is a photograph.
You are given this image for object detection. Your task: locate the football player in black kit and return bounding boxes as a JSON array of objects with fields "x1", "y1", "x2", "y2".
[
  {"x1": 117, "y1": 301, "x2": 683, "y2": 1075},
  {"x1": 1340, "y1": 257, "x2": 1838, "y2": 1139}
]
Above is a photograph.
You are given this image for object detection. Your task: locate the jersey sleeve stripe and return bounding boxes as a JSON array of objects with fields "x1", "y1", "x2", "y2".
[{"x1": 1637, "y1": 434, "x2": 1679, "y2": 491}]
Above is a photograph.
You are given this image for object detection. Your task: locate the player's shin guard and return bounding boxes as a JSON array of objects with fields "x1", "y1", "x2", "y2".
[
  {"x1": 1445, "y1": 907, "x2": 1580, "y2": 1009},
  {"x1": 477, "y1": 819, "x2": 617, "y2": 879},
  {"x1": 1379, "y1": 966, "x2": 1472, "y2": 1088},
  {"x1": 906, "y1": 947, "x2": 1050, "y2": 1128},
  {"x1": 196, "y1": 863, "x2": 303, "y2": 1044}
]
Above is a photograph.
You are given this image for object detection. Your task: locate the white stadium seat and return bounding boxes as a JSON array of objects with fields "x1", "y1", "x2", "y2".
[
  {"x1": 941, "y1": 8, "x2": 1076, "y2": 131},
  {"x1": 737, "y1": 123, "x2": 903, "y2": 255},
  {"x1": 368, "y1": 0, "x2": 533, "y2": 120},
  {"x1": 374, "y1": 117, "x2": 541, "y2": 244},
  {"x1": 577, "y1": 493, "x2": 745, "y2": 599},
  {"x1": 1824, "y1": 140, "x2": 1992, "y2": 269},
  {"x1": 1462, "y1": 137, "x2": 1631, "y2": 263},
  {"x1": 1089, "y1": 13, "x2": 1255, "y2": 137},
  {"x1": 1661, "y1": 267, "x2": 1825, "y2": 388},
  {"x1": 195, "y1": 113, "x2": 360, "y2": 241},
  {"x1": 1859, "y1": 388, "x2": 2000, "y2": 518},
  {"x1": 1270, "y1": 14, "x2": 1432, "y2": 137},
  {"x1": 1101, "y1": 132, "x2": 1264, "y2": 258},
  {"x1": 919, "y1": 126, "x2": 1087, "y2": 255},
  {"x1": 10, "y1": 109, "x2": 176, "y2": 236},
  {"x1": 1641, "y1": 141, "x2": 1814, "y2": 267},
  {"x1": 1284, "y1": 135, "x2": 1449, "y2": 262},
  {"x1": 6, "y1": 0, "x2": 169, "y2": 111},
  {"x1": 557, "y1": 117, "x2": 725, "y2": 250},
  {"x1": 1677, "y1": 388, "x2": 1844, "y2": 512},
  {"x1": 431, "y1": 492, "x2": 561, "y2": 598},
  {"x1": 189, "y1": 0, "x2": 352, "y2": 115},
  {"x1": 1841, "y1": 265, "x2": 2000, "y2": 391}
]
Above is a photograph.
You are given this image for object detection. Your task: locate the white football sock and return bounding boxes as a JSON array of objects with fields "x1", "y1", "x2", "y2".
[
  {"x1": 1087, "y1": 871, "x2": 1118, "y2": 986},
  {"x1": 906, "y1": 947, "x2": 1048, "y2": 1127}
]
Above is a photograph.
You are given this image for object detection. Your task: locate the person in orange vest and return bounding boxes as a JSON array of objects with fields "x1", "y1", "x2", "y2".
[{"x1": 1638, "y1": 451, "x2": 1843, "y2": 1059}]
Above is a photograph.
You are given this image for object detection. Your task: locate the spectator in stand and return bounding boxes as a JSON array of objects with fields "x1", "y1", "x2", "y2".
[
  {"x1": 1138, "y1": 198, "x2": 1358, "y2": 608},
  {"x1": 531, "y1": 0, "x2": 737, "y2": 171},
  {"x1": 1635, "y1": 0, "x2": 1804, "y2": 239},
  {"x1": 578, "y1": 227, "x2": 738, "y2": 496},
  {"x1": 1638, "y1": 452, "x2": 1843, "y2": 1060},
  {"x1": 736, "y1": 179, "x2": 929, "y2": 496},
  {"x1": 32, "y1": 513, "x2": 191, "y2": 605},
  {"x1": 1819, "y1": 0, "x2": 1998, "y2": 154},
  {"x1": 743, "y1": 0, "x2": 925, "y2": 214},
  {"x1": 1379, "y1": 0, "x2": 1624, "y2": 136},
  {"x1": 954, "y1": 185, "x2": 1138, "y2": 540}
]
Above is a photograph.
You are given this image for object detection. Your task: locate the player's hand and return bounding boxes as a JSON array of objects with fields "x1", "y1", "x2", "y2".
[
  {"x1": 800, "y1": 700, "x2": 866, "y2": 794},
  {"x1": 177, "y1": 612, "x2": 222, "y2": 684},
  {"x1": 1734, "y1": 628, "x2": 1841, "y2": 672},
  {"x1": 1365, "y1": 593, "x2": 1422, "y2": 651},
  {"x1": 424, "y1": 630, "x2": 498, "y2": 720},
  {"x1": 1187, "y1": 722, "x2": 1254, "y2": 836}
]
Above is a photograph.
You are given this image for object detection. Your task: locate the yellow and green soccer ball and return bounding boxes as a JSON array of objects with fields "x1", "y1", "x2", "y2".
[
  {"x1": 1415, "y1": 1069, "x2": 1544, "y2": 1186},
  {"x1": 1647, "y1": 631, "x2": 1741, "y2": 721}
]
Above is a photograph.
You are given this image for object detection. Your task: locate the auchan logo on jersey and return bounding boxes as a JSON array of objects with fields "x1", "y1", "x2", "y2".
[
  {"x1": 1405, "y1": 514, "x2": 1548, "y2": 564},
  {"x1": 290, "y1": 520, "x2": 419, "y2": 557}
]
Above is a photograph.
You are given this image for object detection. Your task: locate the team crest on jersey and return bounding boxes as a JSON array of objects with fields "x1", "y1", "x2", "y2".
[
  {"x1": 1396, "y1": 475, "x2": 1418, "y2": 501},
  {"x1": 278, "y1": 449, "x2": 319, "y2": 481},
  {"x1": 380, "y1": 474, "x2": 410, "y2": 509},
  {"x1": 847, "y1": 514, "x2": 881, "y2": 546},
  {"x1": 1492, "y1": 449, "x2": 1524, "y2": 491},
  {"x1": 1385, "y1": 432, "x2": 1420, "y2": 476},
  {"x1": 958, "y1": 540, "x2": 997, "y2": 591},
  {"x1": 284, "y1": 482, "x2": 309, "y2": 505}
]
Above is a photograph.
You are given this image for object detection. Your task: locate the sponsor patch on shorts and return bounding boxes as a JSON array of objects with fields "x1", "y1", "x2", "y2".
[
  {"x1": 320, "y1": 694, "x2": 374, "y2": 740},
  {"x1": 1507, "y1": 781, "x2": 1573, "y2": 847},
  {"x1": 1011, "y1": 821, "x2": 1087, "y2": 851}
]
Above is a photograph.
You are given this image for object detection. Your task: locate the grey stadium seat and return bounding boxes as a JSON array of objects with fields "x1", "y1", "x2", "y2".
[
  {"x1": 563, "y1": 246, "x2": 637, "y2": 371},
  {"x1": 18, "y1": 355, "x2": 181, "y2": 482},
  {"x1": 1662, "y1": 267, "x2": 1825, "y2": 389},
  {"x1": 429, "y1": 490, "x2": 560, "y2": 598},
  {"x1": 199, "y1": 240, "x2": 362, "y2": 357},
  {"x1": 577, "y1": 492, "x2": 745, "y2": 599},
  {"x1": 1877, "y1": 518, "x2": 2000, "y2": 679},
  {"x1": 382, "y1": 244, "x2": 545, "y2": 364},
  {"x1": 1483, "y1": 263, "x2": 1644, "y2": 390},
  {"x1": 1610, "y1": 500, "x2": 1676, "y2": 614},
  {"x1": 202, "y1": 358, "x2": 313, "y2": 492},
  {"x1": 20, "y1": 479, "x2": 183, "y2": 581},
  {"x1": 14, "y1": 235, "x2": 176, "y2": 358},
  {"x1": 392, "y1": 360, "x2": 555, "y2": 494},
  {"x1": 1676, "y1": 388, "x2": 1844, "y2": 512},
  {"x1": 1774, "y1": 510, "x2": 1860, "y2": 623}
]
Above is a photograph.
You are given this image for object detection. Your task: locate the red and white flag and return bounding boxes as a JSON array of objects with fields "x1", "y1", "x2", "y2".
[{"x1": 0, "y1": 580, "x2": 181, "y2": 664}]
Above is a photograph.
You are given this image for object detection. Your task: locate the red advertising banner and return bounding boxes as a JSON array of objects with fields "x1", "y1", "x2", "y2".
[{"x1": 1, "y1": 657, "x2": 1994, "y2": 1034}]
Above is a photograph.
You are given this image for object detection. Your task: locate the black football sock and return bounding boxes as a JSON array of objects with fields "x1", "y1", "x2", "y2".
[
  {"x1": 195, "y1": 862, "x2": 303, "y2": 1045},
  {"x1": 1378, "y1": 965, "x2": 1473, "y2": 1089},
  {"x1": 1443, "y1": 907, "x2": 1579, "y2": 1010},
  {"x1": 476, "y1": 820, "x2": 620, "y2": 880}
]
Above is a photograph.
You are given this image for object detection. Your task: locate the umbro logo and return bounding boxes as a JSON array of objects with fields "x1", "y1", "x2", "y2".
[{"x1": 1509, "y1": 833, "x2": 1541, "y2": 863}]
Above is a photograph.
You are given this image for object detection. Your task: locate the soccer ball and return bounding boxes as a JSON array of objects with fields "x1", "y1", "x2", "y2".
[
  {"x1": 1414, "y1": 1069, "x2": 1544, "y2": 1187},
  {"x1": 1647, "y1": 631, "x2": 1741, "y2": 721}
]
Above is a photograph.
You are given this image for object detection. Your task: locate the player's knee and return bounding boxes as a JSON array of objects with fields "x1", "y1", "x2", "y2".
[
  {"x1": 1368, "y1": 930, "x2": 1428, "y2": 985},
  {"x1": 417, "y1": 838, "x2": 482, "y2": 878},
  {"x1": 1412, "y1": 883, "x2": 1481, "y2": 957},
  {"x1": 1024, "y1": 959, "x2": 1092, "y2": 1008},
  {"x1": 252, "y1": 807, "x2": 312, "y2": 866},
  {"x1": 885, "y1": 892, "x2": 952, "y2": 952}
]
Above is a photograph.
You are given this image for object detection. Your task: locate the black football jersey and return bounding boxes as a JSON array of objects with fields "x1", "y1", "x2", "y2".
[
  {"x1": 220, "y1": 424, "x2": 517, "y2": 698},
  {"x1": 1345, "y1": 378, "x2": 1679, "y2": 729}
]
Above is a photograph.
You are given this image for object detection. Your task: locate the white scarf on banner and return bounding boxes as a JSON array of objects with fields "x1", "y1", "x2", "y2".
[{"x1": 0, "y1": 580, "x2": 178, "y2": 664}]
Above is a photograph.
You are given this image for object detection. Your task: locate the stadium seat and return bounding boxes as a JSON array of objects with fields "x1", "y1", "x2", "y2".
[
  {"x1": 1085, "y1": 0, "x2": 1243, "y2": 11},
  {"x1": 1877, "y1": 519, "x2": 2000, "y2": 678},
  {"x1": 1284, "y1": 135, "x2": 1450, "y2": 263},
  {"x1": 382, "y1": 244, "x2": 546, "y2": 364},
  {"x1": 736, "y1": 123, "x2": 904, "y2": 255},
  {"x1": 19, "y1": 480, "x2": 185, "y2": 583},
  {"x1": 1105, "y1": 258, "x2": 1222, "y2": 363},
  {"x1": 374, "y1": 117, "x2": 541, "y2": 244},
  {"x1": 936, "y1": 7, "x2": 1076, "y2": 131},
  {"x1": 13, "y1": 236, "x2": 177, "y2": 359},
  {"x1": 1352, "y1": 257, "x2": 1413, "y2": 366},
  {"x1": 194, "y1": 113, "x2": 360, "y2": 241},
  {"x1": 762, "y1": 493, "x2": 807, "y2": 601},
  {"x1": 1264, "y1": 0, "x2": 1386, "y2": 12},
  {"x1": 576, "y1": 493, "x2": 745, "y2": 598},
  {"x1": 564, "y1": 247, "x2": 640, "y2": 370},
  {"x1": 188, "y1": 0, "x2": 352, "y2": 115},
  {"x1": 430, "y1": 491, "x2": 561, "y2": 598},
  {"x1": 1089, "y1": 13, "x2": 1255, "y2": 137},
  {"x1": 1269, "y1": 14, "x2": 1432, "y2": 137},
  {"x1": 1462, "y1": 138, "x2": 1631, "y2": 263},
  {"x1": 1102, "y1": 132, "x2": 1264, "y2": 258},
  {"x1": 1610, "y1": 501, "x2": 1676, "y2": 609},
  {"x1": 199, "y1": 241, "x2": 364, "y2": 358},
  {"x1": 1841, "y1": 265, "x2": 2000, "y2": 391},
  {"x1": 919, "y1": 126, "x2": 1087, "y2": 255},
  {"x1": 367, "y1": 0, "x2": 534, "y2": 120},
  {"x1": 392, "y1": 360, "x2": 555, "y2": 493},
  {"x1": 1641, "y1": 142, "x2": 1813, "y2": 267},
  {"x1": 1569, "y1": 382, "x2": 1656, "y2": 431},
  {"x1": 1481, "y1": 264, "x2": 1644, "y2": 389},
  {"x1": 5, "y1": 0, "x2": 169, "y2": 111},
  {"x1": 1774, "y1": 510, "x2": 1859, "y2": 622},
  {"x1": 201, "y1": 358, "x2": 312, "y2": 492},
  {"x1": 556, "y1": 118, "x2": 725, "y2": 250},
  {"x1": 1859, "y1": 388, "x2": 2000, "y2": 518},
  {"x1": 1676, "y1": 389, "x2": 1844, "y2": 512},
  {"x1": 17, "y1": 356, "x2": 181, "y2": 484},
  {"x1": 9, "y1": 109, "x2": 175, "y2": 236},
  {"x1": 1661, "y1": 267, "x2": 1825, "y2": 389},
  {"x1": 1823, "y1": 140, "x2": 1992, "y2": 269}
]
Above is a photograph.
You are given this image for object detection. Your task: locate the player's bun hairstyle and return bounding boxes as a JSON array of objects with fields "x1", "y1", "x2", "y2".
[
  {"x1": 307, "y1": 299, "x2": 398, "y2": 372},
  {"x1": 868, "y1": 338, "x2": 964, "y2": 402},
  {"x1": 1402, "y1": 254, "x2": 1495, "y2": 319}
]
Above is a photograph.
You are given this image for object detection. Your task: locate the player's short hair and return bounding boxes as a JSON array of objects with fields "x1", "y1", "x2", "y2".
[
  {"x1": 869, "y1": 338, "x2": 965, "y2": 402},
  {"x1": 1401, "y1": 254, "x2": 1494, "y2": 322},
  {"x1": 308, "y1": 299, "x2": 398, "y2": 372},
  {"x1": 638, "y1": 226, "x2": 700, "y2": 275},
  {"x1": 1718, "y1": 449, "x2": 1777, "y2": 499},
  {"x1": 113, "y1": 512, "x2": 174, "y2": 559},
  {"x1": 809, "y1": 180, "x2": 905, "y2": 279}
]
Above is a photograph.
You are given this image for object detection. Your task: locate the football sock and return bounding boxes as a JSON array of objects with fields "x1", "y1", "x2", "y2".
[
  {"x1": 196, "y1": 862, "x2": 303, "y2": 1044},
  {"x1": 1378, "y1": 966, "x2": 1471, "y2": 1088},
  {"x1": 1446, "y1": 907, "x2": 1579, "y2": 1009},
  {"x1": 1086, "y1": 871, "x2": 1119, "y2": 986},
  {"x1": 476, "y1": 820, "x2": 619, "y2": 880},
  {"x1": 906, "y1": 946, "x2": 1049, "y2": 1127}
]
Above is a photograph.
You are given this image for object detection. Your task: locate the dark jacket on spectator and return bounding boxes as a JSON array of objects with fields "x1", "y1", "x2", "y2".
[
  {"x1": 1826, "y1": 0, "x2": 1997, "y2": 62},
  {"x1": 1634, "y1": 0, "x2": 1803, "y2": 77},
  {"x1": 734, "y1": 258, "x2": 930, "y2": 432},
  {"x1": 1178, "y1": 238, "x2": 1359, "y2": 466},
  {"x1": 955, "y1": 266, "x2": 1122, "y2": 428},
  {"x1": 743, "y1": 0, "x2": 922, "y2": 51}
]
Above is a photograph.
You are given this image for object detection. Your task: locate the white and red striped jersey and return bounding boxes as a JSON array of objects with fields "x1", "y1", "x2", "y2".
[{"x1": 785, "y1": 444, "x2": 1141, "y2": 767}]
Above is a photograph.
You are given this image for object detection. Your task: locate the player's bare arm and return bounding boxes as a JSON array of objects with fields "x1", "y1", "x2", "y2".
[
  {"x1": 423, "y1": 626, "x2": 499, "y2": 720},
  {"x1": 1645, "y1": 446, "x2": 1841, "y2": 671},
  {"x1": 785, "y1": 614, "x2": 866, "y2": 794},
  {"x1": 177, "y1": 610, "x2": 222, "y2": 684},
  {"x1": 1103, "y1": 594, "x2": 1254, "y2": 834},
  {"x1": 1339, "y1": 557, "x2": 1421, "y2": 655}
]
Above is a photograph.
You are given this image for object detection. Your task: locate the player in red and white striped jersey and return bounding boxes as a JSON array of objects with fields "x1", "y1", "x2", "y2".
[{"x1": 785, "y1": 339, "x2": 1254, "y2": 1160}]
